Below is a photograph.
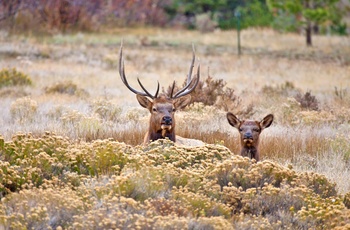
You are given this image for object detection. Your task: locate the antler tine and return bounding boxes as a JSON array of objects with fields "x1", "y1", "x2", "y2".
[
  {"x1": 171, "y1": 43, "x2": 196, "y2": 98},
  {"x1": 173, "y1": 64, "x2": 200, "y2": 98},
  {"x1": 170, "y1": 81, "x2": 176, "y2": 98},
  {"x1": 186, "y1": 43, "x2": 195, "y2": 84},
  {"x1": 172, "y1": 44, "x2": 196, "y2": 97},
  {"x1": 119, "y1": 43, "x2": 158, "y2": 98},
  {"x1": 172, "y1": 44, "x2": 200, "y2": 99},
  {"x1": 154, "y1": 81, "x2": 160, "y2": 98},
  {"x1": 137, "y1": 78, "x2": 159, "y2": 99}
]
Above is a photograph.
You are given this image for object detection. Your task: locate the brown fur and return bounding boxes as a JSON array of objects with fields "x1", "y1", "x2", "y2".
[
  {"x1": 227, "y1": 113, "x2": 273, "y2": 161},
  {"x1": 137, "y1": 94, "x2": 191, "y2": 144}
]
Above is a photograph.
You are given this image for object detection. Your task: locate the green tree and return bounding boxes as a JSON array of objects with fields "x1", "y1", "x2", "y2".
[
  {"x1": 267, "y1": 0, "x2": 342, "y2": 46},
  {"x1": 164, "y1": 0, "x2": 226, "y2": 29},
  {"x1": 218, "y1": 0, "x2": 273, "y2": 29},
  {"x1": 165, "y1": 0, "x2": 273, "y2": 30},
  {"x1": 168, "y1": 0, "x2": 227, "y2": 15}
]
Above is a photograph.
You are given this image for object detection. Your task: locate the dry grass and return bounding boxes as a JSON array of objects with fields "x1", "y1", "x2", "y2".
[{"x1": 0, "y1": 27, "x2": 350, "y2": 200}]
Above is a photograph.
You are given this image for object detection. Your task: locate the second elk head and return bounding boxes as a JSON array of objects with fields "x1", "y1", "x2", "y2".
[
  {"x1": 118, "y1": 44, "x2": 200, "y2": 144},
  {"x1": 227, "y1": 113, "x2": 274, "y2": 162}
]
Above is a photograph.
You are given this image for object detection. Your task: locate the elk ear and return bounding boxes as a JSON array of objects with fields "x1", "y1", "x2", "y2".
[
  {"x1": 136, "y1": 95, "x2": 152, "y2": 110},
  {"x1": 260, "y1": 114, "x2": 274, "y2": 129},
  {"x1": 173, "y1": 95, "x2": 191, "y2": 110},
  {"x1": 227, "y1": 112, "x2": 241, "y2": 129}
]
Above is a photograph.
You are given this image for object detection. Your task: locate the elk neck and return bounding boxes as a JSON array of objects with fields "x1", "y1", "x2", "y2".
[
  {"x1": 148, "y1": 129, "x2": 176, "y2": 142},
  {"x1": 240, "y1": 146, "x2": 259, "y2": 161}
]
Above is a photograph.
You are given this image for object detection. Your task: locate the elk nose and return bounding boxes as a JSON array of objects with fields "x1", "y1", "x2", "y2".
[
  {"x1": 162, "y1": 116, "x2": 172, "y2": 125},
  {"x1": 244, "y1": 133, "x2": 253, "y2": 139}
]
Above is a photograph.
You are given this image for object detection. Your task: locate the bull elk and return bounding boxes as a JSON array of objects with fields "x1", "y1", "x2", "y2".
[
  {"x1": 226, "y1": 113, "x2": 274, "y2": 162},
  {"x1": 119, "y1": 44, "x2": 200, "y2": 144}
]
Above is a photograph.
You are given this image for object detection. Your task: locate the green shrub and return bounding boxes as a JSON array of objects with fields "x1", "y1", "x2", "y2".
[
  {"x1": 0, "y1": 68, "x2": 32, "y2": 88},
  {"x1": 44, "y1": 81, "x2": 89, "y2": 97}
]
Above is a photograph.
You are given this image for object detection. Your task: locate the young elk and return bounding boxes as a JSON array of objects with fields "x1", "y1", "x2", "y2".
[
  {"x1": 119, "y1": 44, "x2": 200, "y2": 144},
  {"x1": 226, "y1": 113, "x2": 274, "y2": 162}
]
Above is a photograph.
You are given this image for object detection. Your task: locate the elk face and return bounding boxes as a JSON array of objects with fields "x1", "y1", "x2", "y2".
[
  {"x1": 227, "y1": 113, "x2": 273, "y2": 161},
  {"x1": 136, "y1": 94, "x2": 191, "y2": 137},
  {"x1": 119, "y1": 43, "x2": 200, "y2": 143}
]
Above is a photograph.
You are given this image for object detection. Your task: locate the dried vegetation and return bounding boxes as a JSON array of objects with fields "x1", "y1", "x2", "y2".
[
  {"x1": 1, "y1": 134, "x2": 349, "y2": 229},
  {"x1": 0, "y1": 28, "x2": 350, "y2": 228}
]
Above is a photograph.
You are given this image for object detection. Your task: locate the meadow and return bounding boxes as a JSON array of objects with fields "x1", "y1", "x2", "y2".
[{"x1": 0, "y1": 28, "x2": 350, "y2": 229}]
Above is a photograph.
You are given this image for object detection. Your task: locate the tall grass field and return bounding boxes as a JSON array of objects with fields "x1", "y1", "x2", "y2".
[{"x1": 0, "y1": 28, "x2": 350, "y2": 229}]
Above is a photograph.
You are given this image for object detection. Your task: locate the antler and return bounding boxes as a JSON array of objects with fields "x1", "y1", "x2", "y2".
[
  {"x1": 170, "y1": 44, "x2": 200, "y2": 99},
  {"x1": 119, "y1": 43, "x2": 159, "y2": 99}
]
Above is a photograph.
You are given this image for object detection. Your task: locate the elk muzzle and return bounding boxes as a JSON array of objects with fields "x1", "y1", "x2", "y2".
[
  {"x1": 243, "y1": 132, "x2": 253, "y2": 139},
  {"x1": 161, "y1": 116, "x2": 172, "y2": 130},
  {"x1": 243, "y1": 132, "x2": 254, "y2": 146}
]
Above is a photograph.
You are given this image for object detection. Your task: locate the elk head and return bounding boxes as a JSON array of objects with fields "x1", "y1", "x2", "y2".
[
  {"x1": 227, "y1": 113, "x2": 274, "y2": 161},
  {"x1": 119, "y1": 44, "x2": 200, "y2": 144}
]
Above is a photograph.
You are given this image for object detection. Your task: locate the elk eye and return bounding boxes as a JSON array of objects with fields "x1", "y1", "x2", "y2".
[
  {"x1": 253, "y1": 128, "x2": 260, "y2": 132},
  {"x1": 239, "y1": 128, "x2": 243, "y2": 132},
  {"x1": 172, "y1": 108, "x2": 176, "y2": 112},
  {"x1": 152, "y1": 108, "x2": 157, "y2": 112}
]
